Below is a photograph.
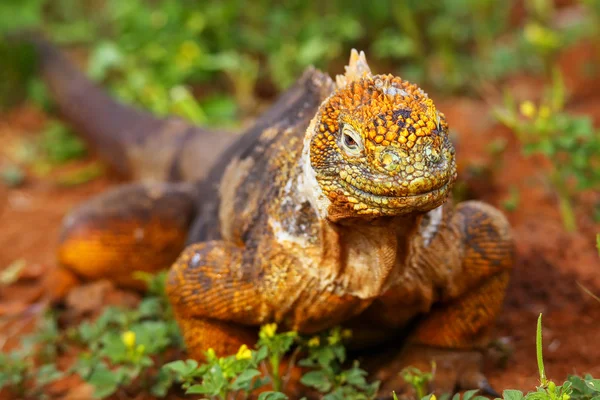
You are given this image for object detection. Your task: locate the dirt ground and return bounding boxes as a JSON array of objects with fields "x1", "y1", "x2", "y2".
[{"x1": 1, "y1": 45, "x2": 600, "y2": 398}]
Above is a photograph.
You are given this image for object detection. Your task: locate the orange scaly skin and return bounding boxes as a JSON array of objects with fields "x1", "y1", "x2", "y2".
[{"x1": 166, "y1": 51, "x2": 515, "y2": 394}]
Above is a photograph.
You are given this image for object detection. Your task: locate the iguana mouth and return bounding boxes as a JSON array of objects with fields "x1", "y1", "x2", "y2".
[{"x1": 339, "y1": 177, "x2": 453, "y2": 213}]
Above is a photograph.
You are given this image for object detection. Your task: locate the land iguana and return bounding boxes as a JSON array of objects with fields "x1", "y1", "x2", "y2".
[{"x1": 32, "y1": 38, "x2": 514, "y2": 396}]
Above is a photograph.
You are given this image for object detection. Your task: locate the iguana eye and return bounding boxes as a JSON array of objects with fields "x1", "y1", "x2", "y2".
[{"x1": 340, "y1": 125, "x2": 363, "y2": 156}]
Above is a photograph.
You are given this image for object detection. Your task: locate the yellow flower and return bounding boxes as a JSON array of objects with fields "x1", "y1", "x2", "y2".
[
  {"x1": 341, "y1": 329, "x2": 352, "y2": 339},
  {"x1": 179, "y1": 40, "x2": 201, "y2": 62},
  {"x1": 308, "y1": 336, "x2": 320, "y2": 347},
  {"x1": 121, "y1": 331, "x2": 136, "y2": 349},
  {"x1": 538, "y1": 105, "x2": 551, "y2": 120},
  {"x1": 524, "y1": 23, "x2": 561, "y2": 51},
  {"x1": 236, "y1": 344, "x2": 252, "y2": 360},
  {"x1": 431, "y1": 395, "x2": 437, "y2": 400},
  {"x1": 206, "y1": 348, "x2": 217, "y2": 361},
  {"x1": 519, "y1": 101, "x2": 537, "y2": 119},
  {"x1": 262, "y1": 323, "x2": 277, "y2": 338}
]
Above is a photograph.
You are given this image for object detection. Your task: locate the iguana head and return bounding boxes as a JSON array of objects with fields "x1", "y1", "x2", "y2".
[{"x1": 302, "y1": 50, "x2": 457, "y2": 220}]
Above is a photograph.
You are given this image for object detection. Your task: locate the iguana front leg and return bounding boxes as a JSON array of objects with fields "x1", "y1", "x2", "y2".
[
  {"x1": 376, "y1": 201, "x2": 514, "y2": 395},
  {"x1": 167, "y1": 241, "x2": 269, "y2": 358}
]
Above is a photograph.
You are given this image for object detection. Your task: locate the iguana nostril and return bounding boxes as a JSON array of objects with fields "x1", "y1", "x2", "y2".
[{"x1": 380, "y1": 150, "x2": 401, "y2": 171}]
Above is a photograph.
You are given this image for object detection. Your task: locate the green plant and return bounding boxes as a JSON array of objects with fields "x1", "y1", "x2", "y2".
[
  {"x1": 0, "y1": 272, "x2": 184, "y2": 399},
  {"x1": 400, "y1": 366, "x2": 434, "y2": 400},
  {"x1": 162, "y1": 323, "x2": 298, "y2": 399},
  {"x1": 5, "y1": 0, "x2": 594, "y2": 122},
  {"x1": 502, "y1": 185, "x2": 521, "y2": 212},
  {"x1": 67, "y1": 272, "x2": 183, "y2": 398},
  {"x1": 298, "y1": 327, "x2": 379, "y2": 399},
  {"x1": 0, "y1": 352, "x2": 63, "y2": 400},
  {"x1": 162, "y1": 347, "x2": 271, "y2": 399},
  {"x1": 257, "y1": 323, "x2": 298, "y2": 392},
  {"x1": 1, "y1": 165, "x2": 25, "y2": 187},
  {"x1": 39, "y1": 121, "x2": 87, "y2": 163},
  {"x1": 163, "y1": 325, "x2": 381, "y2": 400},
  {"x1": 0, "y1": 312, "x2": 64, "y2": 399},
  {"x1": 495, "y1": 70, "x2": 600, "y2": 231}
]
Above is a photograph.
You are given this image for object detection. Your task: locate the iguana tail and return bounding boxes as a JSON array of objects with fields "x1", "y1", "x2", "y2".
[{"x1": 29, "y1": 35, "x2": 238, "y2": 182}]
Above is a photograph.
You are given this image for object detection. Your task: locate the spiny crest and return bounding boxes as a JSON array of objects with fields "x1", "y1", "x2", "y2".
[{"x1": 335, "y1": 49, "x2": 372, "y2": 89}]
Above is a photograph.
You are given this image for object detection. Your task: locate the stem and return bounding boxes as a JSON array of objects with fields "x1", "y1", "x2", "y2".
[
  {"x1": 536, "y1": 313, "x2": 547, "y2": 386},
  {"x1": 270, "y1": 355, "x2": 281, "y2": 392},
  {"x1": 416, "y1": 384, "x2": 425, "y2": 400},
  {"x1": 557, "y1": 191, "x2": 576, "y2": 233},
  {"x1": 550, "y1": 172, "x2": 577, "y2": 232}
]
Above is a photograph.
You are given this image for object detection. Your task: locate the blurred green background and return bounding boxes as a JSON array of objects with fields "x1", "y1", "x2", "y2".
[{"x1": 1, "y1": 0, "x2": 597, "y2": 126}]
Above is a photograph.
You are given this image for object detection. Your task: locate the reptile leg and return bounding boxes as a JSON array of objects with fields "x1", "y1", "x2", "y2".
[
  {"x1": 52, "y1": 182, "x2": 197, "y2": 298},
  {"x1": 167, "y1": 242, "x2": 267, "y2": 359},
  {"x1": 377, "y1": 201, "x2": 514, "y2": 396}
]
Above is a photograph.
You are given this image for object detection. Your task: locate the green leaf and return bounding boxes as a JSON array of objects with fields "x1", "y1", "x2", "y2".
[
  {"x1": 35, "y1": 364, "x2": 64, "y2": 387},
  {"x1": 300, "y1": 370, "x2": 332, "y2": 393},
  {"x1": 502, "y1": 389, "x2": 524, "y2": 400},
  {"x1": 345, "y1": 365, "x2": 368, "y2": 388},
  {"x1": 87, "y1": 363, "x2": 123, "y2": 399},
  {"x1": 463, "y1": 389, "x2": 480, "y2": 400},
  {"x1": 40, "y1": 121, "x2": 87, "y2": 163},
  {"x1": 137, "y1": 298, "x2": 162, "y2": 318},
  {"x1": 585, "y1": 379, "x2": 600, "y2": 393},
  {"x1": 150, "y1": 368, "x2": 174, "y2": 397},
  {"x1": 186, "y1": 384, "x2": 214, "y2": 395},
  {"x1": 258, "y1": 392, "x2": 288, "y2": 400},
  {"x1": 187, "y1": 364, "x2": 226, "y2": 396},
  {"x1": 1, "y1": 165, "x2": 25, "y2": 188},
  {"x1": 254, "y1": 345, "x2": 269, "y2": 363},
  {"x1": 536, "y1": 314, "x2": 546, "y2": 385},
  {"x1": 231, "y1": 369, "x2": 261, "y2": 390},
  {"x1": 163, "y1": 359, "x2": 199, "y2": 378},
  {"x1": 88, "y1": 41, "x2": 124, "y2": 81},
  {"x1": 524, "y1": 392, "x2": 549, "y2": 400}
]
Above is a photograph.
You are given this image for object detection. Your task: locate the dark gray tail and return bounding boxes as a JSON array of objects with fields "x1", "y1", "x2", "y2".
[{"x1": 27, "y1": 34, "x2": 237, "y2": 182}]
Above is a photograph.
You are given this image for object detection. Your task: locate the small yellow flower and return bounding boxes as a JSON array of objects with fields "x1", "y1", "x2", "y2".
[
  {"x1": 121, "y1": 331, "x2": 136, "y2": 349},
  {"x1": 262, "y1": 323, "x2": 277, "y2": 338},
  {"x1": 179, "y1": 40, "x2": 201, "y2": 62},
  {"x1": 538, "y1": 105, "x2": 551, "y2": 120},
  {"x1": 236, "y1": 344, "x2": 252, "y2": 360},
  {"x1": 327, "y1": 335, "x2": 339, "y2": 345},
  {"x1": 341, "y1": 329, "x2": 352, "y2": 339},
  {"x1": 431, "y1": 395, "x2": 437, "y2": 400},
  {"x1": 524, "y1": 23, "x2": 560, "y2": 50},
  {"x1": 206, "y1": 348, "x2": 217, "y2": 360},
  {"x1": 519, "y1": 101, "x2": 537, "y2": 119},
  {"x1": 308, "y1": 336, "x2": 320, "y2": 347}
]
